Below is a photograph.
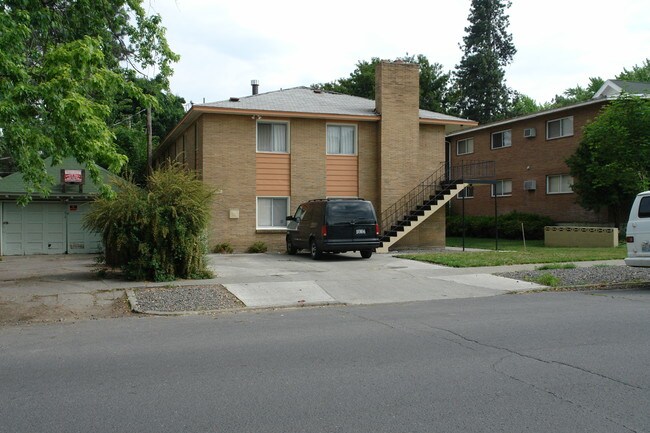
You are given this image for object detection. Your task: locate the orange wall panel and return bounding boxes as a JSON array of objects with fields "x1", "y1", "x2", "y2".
[
  {"x1": 326, "y1": 155, "x2": 358, "y2": 197},
  {"x1": 256, "y1": 153, "x2": 290, "y2": 196}
]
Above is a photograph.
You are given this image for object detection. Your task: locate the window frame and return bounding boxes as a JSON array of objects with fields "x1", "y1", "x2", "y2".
[
  {"x1": 491, "y1": 130, "x2": 512, "y2": 150},
  {"x1": 491, "y1": 179, "x2": 513, "y2": 197},
  {"x1": 326, "y1": 123, "x2": 358, "y2": 155},
  {"x1": 457, "y1": 185, "x2": 475, "y2": 199},
  {"x1": 546, "y1": 174, "x2": 574, "y2": 195},
  {"x1": 456, "y1": 137, "x2": 474, "y2": 156},
  {"x1": 256, "y1": 121, "x2": 290, "y2": 153},
  {"x1": 256, "y1": 196, "x2": 290, "y2": 230},
  {"x1": 546, "y1": 116, "x2": 574, "y2": 140}
]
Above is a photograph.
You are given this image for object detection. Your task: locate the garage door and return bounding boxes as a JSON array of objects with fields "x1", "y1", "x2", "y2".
[{"x1": 1, "y1": 202, "x2": 101, "y2": 255}]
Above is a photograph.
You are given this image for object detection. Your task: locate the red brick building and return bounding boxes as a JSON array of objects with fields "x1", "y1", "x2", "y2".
[{"x1": 447, "y1": 99, "x2": 610, "y2": 224}]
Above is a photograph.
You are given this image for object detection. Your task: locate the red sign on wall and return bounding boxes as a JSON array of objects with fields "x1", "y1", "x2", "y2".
[{"x1": 63, "y1": 169, "x2": 83, "y2": 184}]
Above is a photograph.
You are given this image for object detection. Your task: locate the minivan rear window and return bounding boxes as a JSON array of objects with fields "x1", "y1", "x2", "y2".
[
  {"x1": 639, "y1": 197, "x2": 650, "y2": 218},
  {"x1": 326, "y1": 201, "x2": 375, "y2": 225}
]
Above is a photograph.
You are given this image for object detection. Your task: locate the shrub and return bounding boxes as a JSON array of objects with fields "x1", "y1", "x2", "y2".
[
  {"x1": 246, "y1": 241, "x2": 267, "y2": 253},
  {"x1": 84, "y1": 163, "x2": 214, "y2": 281},
  {"x1": 213, "y1": 242, "x2": 234, "y2": 254},
  {"x1": 446, "y1": 211, "x2": 554, "y2": 240}
]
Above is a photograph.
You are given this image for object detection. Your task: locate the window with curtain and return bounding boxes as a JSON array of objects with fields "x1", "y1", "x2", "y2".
[
  {"x1": 326, "y1": 125, "x2": 356, "y2": 155},
  {"x1": 257, "y1": 197, "x2": 288, "y2": 228},
  {"x1": 546, "y1": 174, "x2": 573, "y2": 194},
  {"x1": 491, "y1": 130, "x2": 512, "y2": 149},
  {"x1": 546, "y1": 116, "x2": 574, "y2": 140},
  {"x1": 257, "y1": 122, "x2": 288, "y2": 152},
  {"x1": 457, "y1": 186, "x2": 474, "y2": 199},
  {"x1": 491, "y1": 179, "x2": 512, "y2": 197},
  {"x1": 456, "y1": 138, "x2": 474, "y2": 155}
]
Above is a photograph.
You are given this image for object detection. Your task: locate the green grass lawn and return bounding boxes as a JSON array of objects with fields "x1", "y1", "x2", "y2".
[{"x1": 397, "y1": 237, "x2": 627, "y2": 267}]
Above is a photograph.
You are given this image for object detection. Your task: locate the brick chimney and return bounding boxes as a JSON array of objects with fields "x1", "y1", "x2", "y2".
[{"x1": 375, "y1": 61, "x2": 420, "y2": 213}]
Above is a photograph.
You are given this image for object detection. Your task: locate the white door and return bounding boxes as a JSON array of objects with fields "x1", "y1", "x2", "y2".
[
  {"x1": 1, "y1": 202, "x2": 66, "y2": 255},
  {"x1": 65, "y1": 202, "x2": 102, "y2": 253}
]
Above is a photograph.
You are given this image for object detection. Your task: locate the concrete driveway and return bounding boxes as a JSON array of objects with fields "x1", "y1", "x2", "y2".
[
  {"x1": 0, "y1": 251, "x2": 550, "y2": 318},
  {"x1": 209, "y1": 251, "x2": 544, "y2": 308}
]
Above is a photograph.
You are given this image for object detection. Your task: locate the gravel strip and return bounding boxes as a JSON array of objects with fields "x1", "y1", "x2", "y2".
[
  {"x1": 132, "y1": 285, "x2": 244, "y2": 313},
  {"x1": 498, "y1": 265, "x2": 650, "y2": 287}
]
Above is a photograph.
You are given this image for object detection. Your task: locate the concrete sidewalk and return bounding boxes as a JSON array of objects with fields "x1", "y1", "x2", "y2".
[{"x1": 0, "y1": 252, "x2": 627, "y2": 314}]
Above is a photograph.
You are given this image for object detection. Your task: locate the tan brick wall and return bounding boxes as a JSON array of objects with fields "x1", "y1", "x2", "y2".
[
  {"x1": 201, "y1": 113, "x2": 258, "y2": 252},
  {"x1": 376, "y1": 61, "x2": 421, "y2": 211},
  {"x1": 202, "y1": 116, "x2": 384, "y2": 252},
  {"x1": 376, "y1": 61, "x2": 448, "y2": 249},
  {"x1": 358, "y1": 122, "x2": 380, "y2": 208},
  {"x1": 449, "y1": 102, "x2": 611, "y2": 224}
]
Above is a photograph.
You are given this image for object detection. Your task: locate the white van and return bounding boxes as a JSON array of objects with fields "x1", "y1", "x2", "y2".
[{"x1": 625, "y1": 191, "x2": 650, "y2": 267}]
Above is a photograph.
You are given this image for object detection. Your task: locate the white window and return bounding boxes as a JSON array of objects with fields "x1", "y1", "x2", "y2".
[
  {"x1": 456, "y1": 138, "x2": 474, "y2": 155},
  {"x1": 491, "y1": 130, "x2": 512, "y2": 149},
  {"x1": 546, "y1": 116, "x2": 573, "y2": 140},
  {"x1": 326, "y1": 124, "x2": 356, "y2": 155},
  {"x1": 457, "y1": 186, "x2": 474, "y2": 199},
  {"x1": 492, "y1": 180, "x2": 512, "y2": 197},
  {"x1": 546, "y1": 174, "x2": 573, "y2": 194},
  {"x1": 257, "y1": 197, "x2": 289, "y2": 228},
  {"x1": 257, "y1": 122, "x2": 288, "y2": 153}
]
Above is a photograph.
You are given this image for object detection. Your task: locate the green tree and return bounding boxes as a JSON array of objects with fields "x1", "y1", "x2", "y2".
[
  {"x1": 0, "y1": 1, "x2": 179, "y2": 200},
  {"x1": 617, "y1": 58, "x2": 650, "y2": 82},
  {"x1": 110, "y1": 75, "x2": 186, "y2": 185},
  {"x1": 314, "y1": 54, "x2": 451, "y2": 113},
  {"x1": 566, "y1": 95, "x2": 650, "y2": 226},
  {"x1": 549, "y1": 77, "x2": 604, "y2": 108},
  {"x1": 507, "y1": 92, "x2": 546, "y2": 117},
  {"x1": 452, "y1": 0, "x2": 516, "y2": 124}
]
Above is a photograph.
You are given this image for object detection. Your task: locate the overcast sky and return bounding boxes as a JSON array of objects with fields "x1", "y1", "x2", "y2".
[{"x1": 146, "y1": 0, "x2": 650, "y2": 107}]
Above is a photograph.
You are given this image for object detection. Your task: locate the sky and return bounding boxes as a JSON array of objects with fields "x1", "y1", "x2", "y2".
[{"x1": 145, "y1": 0, "x2": 650, "y2": 107}]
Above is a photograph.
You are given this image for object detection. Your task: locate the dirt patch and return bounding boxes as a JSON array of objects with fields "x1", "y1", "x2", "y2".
[{"x1": 0, "y1": 296, "x2": 133, "y2": 327}]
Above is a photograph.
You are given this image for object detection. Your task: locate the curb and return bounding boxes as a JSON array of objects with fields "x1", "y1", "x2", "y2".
[{"x1": 126, "y1": 289, "x2": 342, "y2": 316}]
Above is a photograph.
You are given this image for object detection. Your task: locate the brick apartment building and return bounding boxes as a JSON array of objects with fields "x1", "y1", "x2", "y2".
[
  {"x1": 447, "y1": 80, "x2": 650, "y2": 225},
  {"x1": 155, "y1": 61, "x2": 476, "y2": 252}
]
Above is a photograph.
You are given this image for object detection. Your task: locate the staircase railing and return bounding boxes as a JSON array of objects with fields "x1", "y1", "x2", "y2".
[{"x1": 380, "y1": 160, "x2": 495, "y2": 235}]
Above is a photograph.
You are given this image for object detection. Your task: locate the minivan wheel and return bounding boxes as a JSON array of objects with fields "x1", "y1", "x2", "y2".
[
  {"x1": 286, "y1": 237, "x2": 297, "y2": 255},
  {"x1": 360, "y1": 250, "x2": 372, "y2": 259},
  {"x1": 310, "y1": 240, "x2": 322, "y2": 260}
]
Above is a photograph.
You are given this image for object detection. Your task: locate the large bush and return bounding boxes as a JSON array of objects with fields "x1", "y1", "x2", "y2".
[
  {"x1": 84, "y1": 164, "x2": 214, "y2": 281},
  {"x1": 447, "y1": 211, "x2": 554, "y2": 240}
]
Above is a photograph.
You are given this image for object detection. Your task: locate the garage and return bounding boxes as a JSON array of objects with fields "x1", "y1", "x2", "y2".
[
  {"x1": 1, "y1": 201, "x2": 101, "y2": 255},
  {"x1": 0, "y1": 157, "x2": 111, "y2": 256}
]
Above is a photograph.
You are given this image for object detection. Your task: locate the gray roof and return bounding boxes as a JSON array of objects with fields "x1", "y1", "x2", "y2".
[
  {"x1": 608, "y1": 80, "x2": 650, "y2": 95},
  {"x1": 197, "y1": 86, "x2": 471, "y2": 123}
]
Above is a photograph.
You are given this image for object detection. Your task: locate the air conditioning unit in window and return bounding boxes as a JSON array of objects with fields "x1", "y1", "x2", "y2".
[
  {"x1": 523, "y1": 180, "x2": 537, "y2": 191},
  {"x1": 524, "y1": 127, "x2": 536, "y2": 138}
]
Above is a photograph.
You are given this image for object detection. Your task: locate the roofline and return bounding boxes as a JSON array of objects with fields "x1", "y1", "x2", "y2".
[
  {"x1": 159, "y1": 106, "x2": 478, "y2": 152},
  {"x1": 446, "y1": 98, "x2": 611, "y2": 137}
]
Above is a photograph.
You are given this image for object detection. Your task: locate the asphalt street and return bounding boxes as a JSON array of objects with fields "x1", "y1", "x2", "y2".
[{"x1": 1, "y1": 289, "x2": 649, "y2": 433}]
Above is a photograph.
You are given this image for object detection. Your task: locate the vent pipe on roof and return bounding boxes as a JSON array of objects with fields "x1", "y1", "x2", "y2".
[{"x1": 251, "y1": 79, "x2": 259, "y2": 95}]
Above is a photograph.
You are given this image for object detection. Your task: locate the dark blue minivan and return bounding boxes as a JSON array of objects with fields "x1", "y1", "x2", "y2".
[{"x1": 286, "y1": 199, "x2": 381, "y2": 259}]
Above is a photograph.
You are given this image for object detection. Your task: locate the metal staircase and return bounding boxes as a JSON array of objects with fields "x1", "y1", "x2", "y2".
[{"x1": 377, "y1": 161, "x2": 494, "y2": 253}]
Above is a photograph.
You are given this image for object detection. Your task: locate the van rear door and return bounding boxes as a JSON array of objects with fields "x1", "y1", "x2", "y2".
[
  {"x1": 626, "y1": 192, "x2": 650, "y2": 266},
  {"x1": 325, "y1": 201, "x2": 378, "y2": 242}
]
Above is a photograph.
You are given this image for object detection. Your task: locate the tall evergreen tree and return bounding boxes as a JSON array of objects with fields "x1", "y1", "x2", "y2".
[{"x1": 452, "y1": 0, "x2": 516, "y2": 124}]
